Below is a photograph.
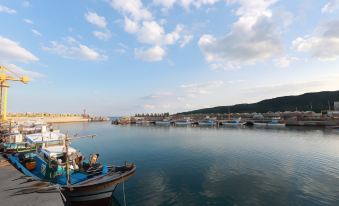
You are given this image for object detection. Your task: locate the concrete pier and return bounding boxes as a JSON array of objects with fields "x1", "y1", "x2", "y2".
[{"x1": 0, "y1": 155, "x2": 63, "y2": 206}]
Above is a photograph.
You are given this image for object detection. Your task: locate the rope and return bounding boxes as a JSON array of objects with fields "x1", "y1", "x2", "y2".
[{"x1": 122, "y1": 176, "x2": 127, "y2": 206}]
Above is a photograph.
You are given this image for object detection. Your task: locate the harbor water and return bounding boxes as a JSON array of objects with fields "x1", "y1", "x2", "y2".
[{"x1": 54, "y1": 122, "x2": 339, "y2": 206}]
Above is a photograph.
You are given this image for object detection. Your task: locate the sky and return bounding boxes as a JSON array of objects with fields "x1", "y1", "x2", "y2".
[{"x1": 1, "y1": 0, "x2": 339, "y2": 116}]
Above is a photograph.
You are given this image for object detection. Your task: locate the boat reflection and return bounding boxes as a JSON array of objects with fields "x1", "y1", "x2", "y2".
[{"x1": 66, "y1": 195, "x2": 122, "y2": 206}]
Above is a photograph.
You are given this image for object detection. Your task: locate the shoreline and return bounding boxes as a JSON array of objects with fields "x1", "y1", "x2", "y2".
[{"x1": 8, "y1": 116, "x2": 91, "y2": 123}]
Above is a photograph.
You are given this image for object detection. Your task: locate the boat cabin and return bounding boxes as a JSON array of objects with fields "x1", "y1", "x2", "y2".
[{"x1": 26, "y1": 131, "x2": 65, "y2": 147}]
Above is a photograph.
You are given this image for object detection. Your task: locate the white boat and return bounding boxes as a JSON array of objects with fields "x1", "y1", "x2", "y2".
[
  {"x1": 136, "y1": 120, "x2": 151, "y2": 125},
  {"x1": 18, "y1": 120, "x2": 46, "y2": 134},
  {"x1": 198, "y1": 119, "x2": 216, "y2": 126},
  {"x1": 174, "y1": 119, "x2": 192, "y2": 126},
  {"x1": 155, "y1": 119, "x2": 171, "y2": 126},
  {"x1": 25, "y1": 131, "x2": 66, "y2": 146},
  {"x1": 253, "y1": 122, "x2": 267, "y2": 127}
]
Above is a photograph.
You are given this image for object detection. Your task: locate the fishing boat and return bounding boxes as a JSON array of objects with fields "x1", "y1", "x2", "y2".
[
  {"x1": 174, "y1": 119, "x2": 192, "y2": 126},
  {"x1": 221, "y1": 118, "x2": 242, "y2": 126},
  {"x1": 0, "y1": 124, "x2": 30, "y2": 153},
  {"x1": 266, "y1": 119, "x2": 285, "y2": 127},
  {"x1": 198, "y1": 119, "x2": 216, "y2": 126},
  {"x1": 155, "y1": 119, "x2": 171, "y2": 126},
  {"x1": 8, "y1": 134, "x2": 136, "y2": 203},
  {"x1": 0, "y1": 142, "x2": 36, "y2": 154},
  {"x1": 253, "y1": 121, "x2": 267, "y2": 127},
  {"x1": 25, "y1": 131, "x2": 66, "y2": 146},
  {"x1": 18, "y1": 120, "x2": 46, "y2": 134}
]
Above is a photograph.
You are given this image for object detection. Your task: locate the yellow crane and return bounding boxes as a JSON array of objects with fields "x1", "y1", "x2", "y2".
[{"x1": 0, "y1": 65, "x2": 29, "y2": 122}]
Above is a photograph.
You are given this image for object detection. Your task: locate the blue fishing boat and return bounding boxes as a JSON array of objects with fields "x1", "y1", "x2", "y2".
[
  {"x1": 221, "y1": 118, "x2": 242, "y2": 126},
  {"x1": 8, "y1": 134, "x2": 136, "y2": 203},
  {"x1": 266, "y1": 119, "x2": 285, "y2": 127}
]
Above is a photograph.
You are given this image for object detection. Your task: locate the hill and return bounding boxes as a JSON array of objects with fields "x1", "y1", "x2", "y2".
[{"x1": 179, "y1": 90, "x2": 339, "y2": 115}]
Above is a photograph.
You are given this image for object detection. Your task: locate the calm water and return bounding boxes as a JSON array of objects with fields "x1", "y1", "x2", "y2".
[{"x1": 54, "y1": 122, "x2": 339, "y2": 206}]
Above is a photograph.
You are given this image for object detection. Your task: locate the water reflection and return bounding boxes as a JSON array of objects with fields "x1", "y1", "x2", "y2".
[
  {"x1": 55, "y1": 122, "x2": 339, "y2": 206},
  {"x1": 67, "y1": 195, "x2": 121, "y2": 206}
]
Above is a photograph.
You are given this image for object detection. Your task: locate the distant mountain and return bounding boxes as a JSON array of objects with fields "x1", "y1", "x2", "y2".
[{"x1": 179, "y1": 90, "x2": 339, "y2": 115}]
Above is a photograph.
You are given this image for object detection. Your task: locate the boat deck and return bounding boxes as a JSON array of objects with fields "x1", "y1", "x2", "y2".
[{"x1": 0, "y1": 155, "x2": 63, "y2": 206}]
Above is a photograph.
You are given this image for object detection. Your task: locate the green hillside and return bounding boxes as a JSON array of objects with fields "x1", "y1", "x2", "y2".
[{"x1": 179, "y1": 90, "x2": 339, "y2": 115}]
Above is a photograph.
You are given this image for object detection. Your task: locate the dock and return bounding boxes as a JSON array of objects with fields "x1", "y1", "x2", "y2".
[{"x1": 0, "y1": 155, "x2": 63, "y2": 206}]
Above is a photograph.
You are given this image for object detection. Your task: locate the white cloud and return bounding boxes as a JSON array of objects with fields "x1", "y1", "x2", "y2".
[
  {"x1": 0, "y1": 36, "x2": 38, "y2": 62},
  {"x1": 135, "y1": 46, "x2": 166, "y2": 61},
  {"x1": 141, "y1": 80, "x2": 224, "y2": 113},
  {"x1": 110, "y1": 0, "x2": 152, "y2": 22},
  {"x1": 143, "y1": 92, "x2": 174, "y2": 99},
  {"x1": 1, "y1": 63, "x2": 43, "y2": 79},
  {"x1": 42, "y1": 39, "x2": 106, "y2": 61},
  {"x1": 153, "y1": 0, "x2": 221, "y2": 11},
  {"x1": 144, "y1": 104, "x2": 156, "y2": 109},
  {"x1": 23, "y1": 18, "x2": 33, "y2": 24},
  {"x1": 93, "y1": 30, "x2": 111, "y2": 41},
  {"x1": 321, "y1": 0, "x2": 339, "y2": 13},
  {"x1": 181, "y1": 81, "x2": 224, "y2": 97},
  {"x1": 274, "y1": 55, "x2": 298, "y2": 68},
  {"x1": 199, "y1": 0, "x2": 282, "y2": 69},
  {"x1": 164, "y1": 25, "x2": 184, "y2": 45},
  {"x1": 153, "y1": 0, "x2": 176, "y2": 9},
  {"x1": 124, "y1": 17, "x2": 139, "y2": 33},
  {"x1": 84, "y1": 11, "x2": 107, "y2": 28},
  {"x1": 31, "y1": 29, "x2": 42, "y2": 36},
  {"x1": 183, "y1": 0, "x2": 220, "y2": 10},
  {"x1": 135, "y1": 21, "x2": 185, "y2": 46},
  {"x1": 293, "y1": 20, "x2": 339, "y2": 60},
  {"x1": 242, "y1": 75, "x2": 339, "y2": 103},
  {"x1": 0, "y1": 5, "x2": 16, "y2": 14},
  {"x1": 180, "y1": 34, "x2": 193, "y2": 48},
  {"x1": 137, "y1": 21, "x2": 165, "y2": 45},
  {"x1": 115, "y1": 43, "x2": 129, "y2": 53},
  {"x1": 110, "y1": 0, "x2": 189, "y2": 61}
]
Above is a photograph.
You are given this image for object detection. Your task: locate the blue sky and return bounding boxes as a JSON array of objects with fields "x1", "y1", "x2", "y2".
[{"x1": 1, "y1": 0, "x2": 339, "y2": 115}]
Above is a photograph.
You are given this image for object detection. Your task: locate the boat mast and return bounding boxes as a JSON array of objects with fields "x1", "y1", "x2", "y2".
[
  {"x1": 64, "y1": 134, "x2": 96, "y2": 187},
  {"x1": 228, "y1": 107, "x2": 231, "y2": 120},
  {"x1": 65, "y1": 134, "x2": 71, "y2": 187}
]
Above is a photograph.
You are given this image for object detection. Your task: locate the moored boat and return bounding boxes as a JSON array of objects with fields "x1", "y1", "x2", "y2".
[
  {"x1": 266, "y1": 119, "x2": 285, "y2": 127},
  {"x1": 198, "y1": 119, "x2": 216, "y2": 126},
  {"x1": 221, "y1": 118, "x2": 242, "y2": 126},
  {"x1": 174, "y1": 119, "x2": 192, "y2": 126},
  {"x1": 155, "y1": 119, "x2": 171, "y2": 126},
  {"x1": 8, "y1": 134, "x2": 136, "y2": 203}
]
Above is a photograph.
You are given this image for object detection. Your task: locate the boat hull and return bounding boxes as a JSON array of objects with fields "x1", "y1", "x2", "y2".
[
  {"x1": 155, "y1": 121, "x2": 171, "y2": 126},
  {"x1": 61, "y1": 165, "x2": 136, "y2": 202},
  {"x1": 174, "y1": 121, "x2": 192, "y2": 126},
  {"x1": 61, "y1": 183, "x2": 118, "y2": 202},
  {"x1": 266, "y1": 123, "x2": 285, "y2": 127},
  {"x1": 221, "y1": 122, "x2": 242, "y2": 126},
  {"x1": 198, "y1": 123, "x2": 216, "y2": 126}
]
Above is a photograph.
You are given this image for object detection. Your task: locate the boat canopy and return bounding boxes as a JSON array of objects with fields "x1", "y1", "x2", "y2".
[
  {"x1": 41, "y1": 145, "x2": 77, "y2": 159},
  {"x1": 26, "y1": 132, "x2": 65, "y2": 144}
]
